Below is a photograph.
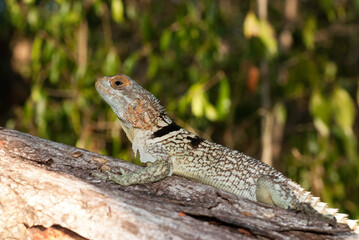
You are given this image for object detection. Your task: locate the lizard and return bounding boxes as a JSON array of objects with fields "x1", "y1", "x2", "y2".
[{"x1": 95, "y1": 74, "x2": 358, "y2": 232}]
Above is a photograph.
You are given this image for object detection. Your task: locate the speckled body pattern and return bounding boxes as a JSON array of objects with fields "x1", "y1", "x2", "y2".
[
  {"x1": 151, "y1": 127, "x2": 288, "y2": 202},
  {"x1": 96, "y1": 74, "x2": 358, "y2": 232}
]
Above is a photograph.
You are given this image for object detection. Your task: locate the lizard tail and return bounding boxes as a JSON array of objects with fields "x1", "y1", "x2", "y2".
[{"x1": 287, "y1": 179, "x2": 359, "y2": 233}]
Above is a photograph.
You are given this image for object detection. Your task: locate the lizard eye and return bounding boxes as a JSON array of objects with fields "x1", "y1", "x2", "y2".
[
  {"x1": 110, "y1": 79, "x2": 123, "y2": 89},
  {"x1": 109, "y1": 75, "x2": 131, "y2": 89}
]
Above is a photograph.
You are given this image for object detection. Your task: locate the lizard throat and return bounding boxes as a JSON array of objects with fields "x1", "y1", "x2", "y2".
[{"x1": 117, "y1": 116, "x2": 135, "y2": 142}]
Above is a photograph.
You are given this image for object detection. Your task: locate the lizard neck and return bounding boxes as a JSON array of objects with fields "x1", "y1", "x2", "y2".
[
  {"x1": 131, "y1": 114, "x2": 176, "y2": 164},
  {"x1": 120, "y1": 111, "x2": 175, "y2": 143},
  {"x1": 121, "y1": 95, "x2": 170, "y2": 131}
]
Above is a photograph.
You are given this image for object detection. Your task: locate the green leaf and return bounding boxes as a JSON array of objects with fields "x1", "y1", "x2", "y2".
[
  {"x1": 331, "y1": 87, "x2": 355, "y2": 133},
  {"x1": 111, "y1": 0, "x2": 124, "y2": 24},
  {"x1": 191, "y1": 84, "x2": 205, "y2": 117},
  {"x1": 243, "y1": 12, "x2": 277, "y2": 56},
  {"x1": 27, "y1": 7, "x2": 39, "y2": 28},
  {"x1": 243, "y1": 12, "x2": 260, "y2": 38},
  {"x1": 32, "y1": 36, "x2": 42, "y2": 63},
  {"x1": 103, "y1": 47, "x2": 121, "y2": 75},
  {"x1": 177, "y1": 94, "x2": 190, "y2": 116},
  {"x1": 216, "y1": 76, "x2": 231, "y2": 120},
  {"x1": 24, "y1": 0, "x2": 34, "y2": 4},
  {"x1": 147, "y1": 55, "x2": 159, "y2": 79},
  {"x1": 123, "y1": 51, "x2": 140, "y2": 75},
  {"x1": 303, "y1": 17, "x2": 316, "y2": 50},
  {"x1": 31, "y1": 36, "x2": 42, "y2": 74},
  {"x1": 273, "y1": 103, "x2": 287, "y2": 125},
  {"x1": 140, "y1": 14, "x2": 153, "y2": 42},
  {"x1": 258, "y1": 20, "x2": 277, "y2": 56},
  {"x1": 204, "y1": 101, "x2": 218, "y2": 121},
  {"x1": 160, "y1": 29, "x2": 172, "y2": 52},
  {"x1": 31, "y1": 85, "x2": 48, "y2": 138},
  {"x1": 324, "y1": 61, "x2": 337, "y2": 82},
  {"x1": 309, "y1": 90, "x2": 331, "y2": 137},
  {"x1": 7, "y1": 0, "x2": 24, "y2": 29}
]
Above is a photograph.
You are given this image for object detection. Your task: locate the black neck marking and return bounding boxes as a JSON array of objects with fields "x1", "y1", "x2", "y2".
[
  {"x1": 152, "y1": 122, "x2": 181, "y2": 138},
  {"x1": 186, "y1": 136, "x2": 204, "y2": 148}
]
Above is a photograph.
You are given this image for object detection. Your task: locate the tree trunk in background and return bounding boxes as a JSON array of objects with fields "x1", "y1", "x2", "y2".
[{"x1": 257, "y1": 0, "x2": 273, "y2": 166}]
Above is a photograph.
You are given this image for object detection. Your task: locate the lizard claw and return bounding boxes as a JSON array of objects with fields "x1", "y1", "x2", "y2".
[
  {"x1": 119, "y1": 168, "x2": 127, "y2": 175},
  {"x1": 90, "y1": 172, "x2": 109, "y2": 181}
]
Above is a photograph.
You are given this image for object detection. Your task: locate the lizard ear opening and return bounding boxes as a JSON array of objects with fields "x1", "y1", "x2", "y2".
[
  {"x1": 129, "y1": 98, "x2": 141, "y2": 111},
  {"x1": 110, "y1": 75, "x2": 131, "y2": 89}
]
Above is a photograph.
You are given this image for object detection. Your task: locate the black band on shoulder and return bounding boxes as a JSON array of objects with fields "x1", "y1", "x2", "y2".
[
  {"x1": 152, "y1": 122, "x2": 181, "y2": 138},
  {"x1": 186, "y1": 136, "x2": 204, "y2": 148}
]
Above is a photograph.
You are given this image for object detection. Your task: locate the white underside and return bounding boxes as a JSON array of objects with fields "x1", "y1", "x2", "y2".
[{"x1": 132, "y1": 130, "x2": 157, "y2": 163}]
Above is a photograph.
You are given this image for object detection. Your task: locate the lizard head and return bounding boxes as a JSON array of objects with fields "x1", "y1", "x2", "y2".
[{"x1": 96, "y1": 74, "x2": 166, "y2": 142}]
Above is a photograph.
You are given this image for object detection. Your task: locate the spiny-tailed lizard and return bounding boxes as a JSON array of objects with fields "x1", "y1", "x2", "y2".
[{"x1": 95, "y1": 74, "x2": 358, "y2": 232}]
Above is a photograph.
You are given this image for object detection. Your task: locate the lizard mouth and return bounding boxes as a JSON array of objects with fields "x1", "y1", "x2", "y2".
[
  {"x1": 95, "y1": 78, "x2": 112, "y2": 96},
  {"x1": 117, "y1": 116, "x2": 127, "y2": 125}
]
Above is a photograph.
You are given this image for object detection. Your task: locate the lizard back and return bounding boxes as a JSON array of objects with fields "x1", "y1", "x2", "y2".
[{"x1": 148, "y1": 124, "x2": 295, "y2": 201}]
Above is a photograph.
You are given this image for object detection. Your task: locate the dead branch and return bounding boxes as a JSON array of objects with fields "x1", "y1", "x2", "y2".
[{"x1": 0, "y1": 127, "x2": 354, "y2": 240}]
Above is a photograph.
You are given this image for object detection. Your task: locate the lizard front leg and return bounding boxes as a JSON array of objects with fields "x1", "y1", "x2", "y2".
[
  {"x1": 104, "y1": 159, "x2": 172, "y2": 186},
  {"x1": 256, "y1": 175, "x2": 337, "y2": 226}
]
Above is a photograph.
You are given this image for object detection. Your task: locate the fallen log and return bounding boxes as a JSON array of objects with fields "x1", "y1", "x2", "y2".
[{"x1": 0, "y1": 127, "x2": 355, "y2": 239}]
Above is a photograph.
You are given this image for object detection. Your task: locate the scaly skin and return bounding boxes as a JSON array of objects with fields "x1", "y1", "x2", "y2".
[{"x1": 96, "y1": 74, "x2": 358, "y2": 232}]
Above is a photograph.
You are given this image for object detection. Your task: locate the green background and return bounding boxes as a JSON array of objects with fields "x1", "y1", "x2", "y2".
[{"x1": 1, "y1": 0, "x2": 358, "y2": 219}]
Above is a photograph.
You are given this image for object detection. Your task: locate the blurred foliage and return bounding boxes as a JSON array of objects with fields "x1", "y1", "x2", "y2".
[{"x1": 2, "y1": 0, "x2": 359, "y2": 219}]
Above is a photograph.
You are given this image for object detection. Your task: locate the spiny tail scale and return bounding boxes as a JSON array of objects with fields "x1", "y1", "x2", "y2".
[{"x1": 287, "y1": 179, "x2": 359, "y2": 232}]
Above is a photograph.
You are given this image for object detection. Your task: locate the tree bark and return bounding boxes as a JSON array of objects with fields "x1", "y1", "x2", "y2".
[{"x1": 0, "y1": 127, "x2": 354, "y2": 240}]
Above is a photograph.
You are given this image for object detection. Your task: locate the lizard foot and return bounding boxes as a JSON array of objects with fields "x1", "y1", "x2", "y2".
[
  {"x1": 256, "y1": 175, "x2": 337, "y2": 227},
  {"x1": 91, "y1": 168, "x2": 132, "y2": 186},
  {"x1": 92, "y1": 160, "x2": 171, "y2": 186},
  {"x1": 91, "y1": 172, "x2": 109, "y2": 181},
  {"x1": 105, "y1": 168, "x2": 133, "y2": 186}
]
